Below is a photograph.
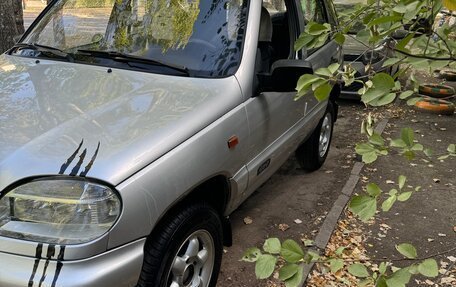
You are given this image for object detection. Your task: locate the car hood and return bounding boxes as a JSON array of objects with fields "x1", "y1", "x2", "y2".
[{"x1": 0, "y1": 55, "x2": 242, "y2": 192}]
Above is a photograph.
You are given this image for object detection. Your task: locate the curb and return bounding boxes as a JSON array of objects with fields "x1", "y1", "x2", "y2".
[{"x1": 300, "y1": 119, "x2": 389, "y2": 286}]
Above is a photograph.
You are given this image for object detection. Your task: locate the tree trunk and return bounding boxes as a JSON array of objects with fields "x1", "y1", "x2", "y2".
[
  {"x1": 13, "y1": 0, "x2": 25, "y2": 35},
  {"x1": 0, "y1": 0, "x2": 20, "y2": 53}
]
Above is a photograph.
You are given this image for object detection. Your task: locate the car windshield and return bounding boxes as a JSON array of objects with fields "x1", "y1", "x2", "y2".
[{"x1": 16, "y1": 0, "x2": 248, "y2": 77}]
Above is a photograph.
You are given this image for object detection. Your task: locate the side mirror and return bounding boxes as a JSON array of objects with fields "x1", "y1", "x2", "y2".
[{"x1": 258, "y1": 59, "x2": 313, "y2": 93}]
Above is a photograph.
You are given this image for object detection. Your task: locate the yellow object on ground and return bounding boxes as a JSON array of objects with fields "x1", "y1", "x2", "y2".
[{"x1": 443, "y1": 0, "x2": 456, "y2": 10}]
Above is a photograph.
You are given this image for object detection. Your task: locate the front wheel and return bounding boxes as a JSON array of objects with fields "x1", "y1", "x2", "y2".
[
  {"x1": 296, "y1": 101, "x2": 335, "y2": 171},
  {"x1": 137, "y1": 202, "x2": 223, "y2": 287}
]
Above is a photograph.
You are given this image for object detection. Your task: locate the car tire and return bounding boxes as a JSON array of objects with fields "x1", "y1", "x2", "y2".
[
  {"x1": 296, "y1": 101, "x2": 335, "y2": 172},
  {"x1": 137, "y1": 202, "x2": 223, "y2": 287}
]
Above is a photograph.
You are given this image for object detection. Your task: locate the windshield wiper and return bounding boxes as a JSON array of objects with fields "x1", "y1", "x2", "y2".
[
  {"x1": 77, "y1": 49, "x2": 189, "y2": 76},
  {"x1": 12, "y1": 43, "x2": 74, "y2": 62}
]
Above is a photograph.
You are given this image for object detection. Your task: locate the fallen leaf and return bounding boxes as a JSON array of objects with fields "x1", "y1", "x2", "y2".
[
  {"x1": 294, "y1": 219, "x2": 303, "y2": 224},
  {"x1": 447, "y1": 256, "x2": 456, "y2": 262},
  {"x1": 278, "y1": 223, "x2": 289, "y2": 231},
  {"x1": 441, "y1": 277, "x2": 456, "y2": 284},
  {"x1": 243, "y1": 217, "x2": 253, "y2": 225},
  {"x1": 302, "y1": 239, "x2": 314, "y2": 247}
]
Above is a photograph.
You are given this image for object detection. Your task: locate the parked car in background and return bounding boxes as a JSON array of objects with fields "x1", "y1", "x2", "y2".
[
  {"x1": 333, "y1": 0, "x2": 398, "y2": 98},
  {"x1": 0, "y1": 0, "x2": 341, "y2": 286}
]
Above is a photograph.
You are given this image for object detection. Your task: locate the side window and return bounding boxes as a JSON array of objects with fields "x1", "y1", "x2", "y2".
[{"x1": 300, "y1": 0, "x2": 327, "y2": 24}]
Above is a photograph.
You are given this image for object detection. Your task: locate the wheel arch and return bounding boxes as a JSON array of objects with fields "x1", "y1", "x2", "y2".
[
  {"x1": 146, "y1": 174, "x2": 233, "y2": 247},
  {"x1": 329, "y1": 83, "x2": 340, "y2": 122}
]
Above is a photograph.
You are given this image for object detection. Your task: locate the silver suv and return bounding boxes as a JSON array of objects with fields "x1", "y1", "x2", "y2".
[{"x1": 0, "y1": 0, "x2": 341, "y2": 286}]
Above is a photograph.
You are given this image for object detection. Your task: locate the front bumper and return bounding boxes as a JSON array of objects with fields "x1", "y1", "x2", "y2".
[{"x1": 0, "y1": 238, "x2": 145, "y2": 287}]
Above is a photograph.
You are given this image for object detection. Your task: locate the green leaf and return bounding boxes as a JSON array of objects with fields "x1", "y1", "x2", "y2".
[
  {"x1": 306, "y1": 251, "x2": 320, "y2": 263},
  {"x1": 396, "y1": 32, "x2": 415, "y2": 51},
  {"x1": 284, "y1": 266, "x2": 303, "y2": 287},
  {"x1": 382, "y1": 57, "x2": 402, "y2": 68},
  {"x1": 389, "y1": 189, "x2": 398, "y2": 196},
  {"x1": 404, "y1": 150, "x2": 416, "y2": 160},
  {"x1": 448, "y1": 144, "x2": 456, "y2": 153},
  {"x1": 386, "y1": 267, "x2": 412, "y2": 287},
  {"x1": 379, "y1": 262, "x2": 387, "y2": 274},
  {"x1": 418, "y1": 259, "x2": 438, "y2": 277},
  {"x1": 350, "y1": 195, "x2": 377, "y2": 222},
  {"x1": 401, "y1": 128, "x2": 414, "y2": 146},
  {"x1": 335, "y1": 246, "x2": 346, "y2": 255},
  {"x1": 279, "y1": 264, "x2": 299, "y2": 281},
  {"x1": 408, "y1": 264, "x2": 419, "y2": 274},
  {"x1": 315, "y1": 68, "x2": 333, "y2": 77},
  {"x1": 367, "y1": 15, "x2": 403, "y2": 27},
  {"x1": 263, "y1": 238, "x2": 281, "y2": 254},
  {"x1": 411, "y1": 143, "x2": 423, "y2": 151},
  {"x1": 334, "y1": 32, "x2": 345, "y2": 45},
  {"x1": 362, "y1": 73, "x2": 396, "y2": 105},
  {"x1": 438, "y1": 155, "x2": 450, "y2": 160},
  {"x1": 371, "y1": 93, "x2": 396, "y2": 106},
  {"x1": 396, "y1": 243, "x2": 417, "y2": 259},
  {"x1": 314, "y1": 82, "x2": 332, "y2": 102},
  {"x1": 281, "y1": 240, "x2": 305, "y2": 263},
  {"x1": 372, "y1": 73, "x2": 395, "y2": 90},
  {"x1": 366, "y1": 183, "x2": 382, "y2": 197},
  {"x1": 377, "y1": 276, "x2": 388, "y2": 287},
  {"x1": 348, "y1": 263, "x2": 370, "y2": 278},
  {"x1": 398, "y1": 175, "x2": 406, "y2": 190},
  {"x1": 328, "y1": 63, "x2": 340, "y2": 74},
  {"x1": 429, "y1": 60, "x2": 450, "y2": 70},
  {"x1": 241, "y1": 247, "x2": 261, "y2": 262},
  {"x1": 390, "y1": 138, "x2": 407, "y2": 148},
  {"x1": 255, "y1": 254, "x2": 277, "y2": 279},
  {"x1": 307, "y1": 23, "x2": 331, "y2": 35},
  {"x1": 407, "y1": 97, "x2": 422, "y2": 106},
  {"x1": 363, "y1": 151, "x2": 378, "y2": 163},
  {"x1": 382, "y1": 195, "x2": 397, "y2": 211},
  {"x1": 369, "y1": 133, "x2": 385, "y2": 146},
  {"x1": 424, "y1": 148, "x2": 433, "y2": 157},
  {"x1": 303, "y1": 239, "x2": 314, "y2": 247},
  {"x1": 399, "y1": 90, "x2": 414, "y2": 99},
  {"x1": 295, "y1": 34, "x2": 315, "y2": 51},
  {"x1": 406, "y1": 57, "x2": 429, "y2": 70},
  {"x1": 397, "y1": 191, "x2": 412, "y2": 202},
  {"x1": 329, "y1": 259, "x2": 344, "y2": 273},
  {"x1": 296, "y1": 74, "x2": 321, "y2": 93},
  {"x1": 356, "y1": 143, "x2": 376, "y2": 154}
]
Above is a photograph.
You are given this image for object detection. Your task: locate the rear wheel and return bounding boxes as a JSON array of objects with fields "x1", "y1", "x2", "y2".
[
  {"x1": 137, "y1": 202, "x2": 223, "y2": 287},
  {"x1": 296, "y1": 101, "x2": 335, "y2": 171}
]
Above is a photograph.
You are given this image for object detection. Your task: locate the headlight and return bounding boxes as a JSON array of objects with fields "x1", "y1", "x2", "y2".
[{"x1": 0, "y1": 177, "x2": 121, "y2": 244}]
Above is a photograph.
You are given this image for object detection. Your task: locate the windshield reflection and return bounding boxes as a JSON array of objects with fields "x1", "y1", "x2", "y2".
[{"x1": 17, "y1": 0, "x2": 248, "y2": 77}]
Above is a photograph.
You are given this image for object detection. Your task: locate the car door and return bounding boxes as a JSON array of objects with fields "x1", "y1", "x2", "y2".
[{"x1": 242, "y1": 0, "x2": 312, "y2": 198}]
